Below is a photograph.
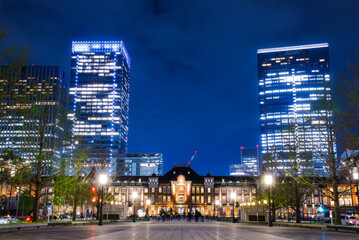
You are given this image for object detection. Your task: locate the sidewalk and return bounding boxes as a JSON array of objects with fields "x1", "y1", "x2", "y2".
[
  {"x1": 243, "y1": 220, "x2": 359, "y2": 233},
  {"x1": 0, "y1": 220, "x2": 125, "y2": 233}
]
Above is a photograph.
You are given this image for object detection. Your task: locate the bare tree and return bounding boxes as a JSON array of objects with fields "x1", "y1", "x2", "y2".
[
  {"x1": 336, "y1": 50, "x2": 359, "y2": 148},
  {"x1": 305, "y1": 67, "x2": 359, "y2": 224},
  {"x1": 264, "y1": 125, "x2": 314, "y2": 223}
]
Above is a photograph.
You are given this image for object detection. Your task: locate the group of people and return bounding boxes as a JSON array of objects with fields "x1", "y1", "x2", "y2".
[
  {"x1": 147, "y1": 210, "x2": 206, "y2": 222},
  {"x1": 186, "y1": 210, "x2": 203, "y2": 222}
]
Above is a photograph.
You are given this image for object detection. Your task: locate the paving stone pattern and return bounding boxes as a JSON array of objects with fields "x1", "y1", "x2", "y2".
[{"x1": 0, "y1": 222, "x2": 358, "y2": 240}]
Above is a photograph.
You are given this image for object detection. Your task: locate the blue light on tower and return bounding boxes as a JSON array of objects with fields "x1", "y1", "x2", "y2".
[{"x1": 70, "y1": 41, "x2": 131, "y2": 175}]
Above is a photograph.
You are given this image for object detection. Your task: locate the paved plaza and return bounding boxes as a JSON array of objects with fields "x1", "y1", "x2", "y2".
[{"x1": 0, "y1": 222, "x2": 358, "y2": 240}]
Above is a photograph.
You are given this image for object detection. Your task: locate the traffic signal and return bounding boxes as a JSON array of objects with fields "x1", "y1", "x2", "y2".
[
  {"x1": 318, "y1": 207, "x2": 325, "y2": 213},
  {"x1": 91, "y1": 186, "x2": 96, "y2": 192}
]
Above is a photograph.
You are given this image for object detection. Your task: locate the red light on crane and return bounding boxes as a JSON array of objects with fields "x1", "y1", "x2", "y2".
[{"x1": 187, "y1": 151, "x2": 198, "y2": 166}]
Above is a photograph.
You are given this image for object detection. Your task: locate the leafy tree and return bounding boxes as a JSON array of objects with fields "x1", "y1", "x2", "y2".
[
  {"x1": 54, "y1": 172, "x2": 93, "y2": 221},
  {"x1": 0, "y1": 25, "x2": 28, "y2": 135},
  {"x1": 256, "y1": 180, "x2": 287, "y2": 222},
  {"x1": 0, "y1": 25, "x2": 73, "y2": 222},
  {"x1": 55, "y1": 152, "x2": 117, "y2": 221},
  {"x1": 53, "y1": 175, "x2": 73, "y2": 212},
  {"x1": 0, "y1": 25, "x2": 30, "y2": 216},
  {"x1": 31, "y1": 92, "x2": 70, "y2": 221},
  {"x1": 2, "y1": 79, "x2": 72, "y2": 222}
]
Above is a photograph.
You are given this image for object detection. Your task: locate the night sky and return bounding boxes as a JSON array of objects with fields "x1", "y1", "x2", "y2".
[{"x1": 1, "y1": 0, "x2": 359, "y2": 176}]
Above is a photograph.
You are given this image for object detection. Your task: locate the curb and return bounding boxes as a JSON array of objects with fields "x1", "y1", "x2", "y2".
[
  {"x1": 0, "y1": 220, "x2": 124, "y2": 232},
  {"x1": 242, "y1": 221, "x2": 359, "y2": 233},
  {"x1": 273, "y1": 222, "x2": 327, "y2": 230}
]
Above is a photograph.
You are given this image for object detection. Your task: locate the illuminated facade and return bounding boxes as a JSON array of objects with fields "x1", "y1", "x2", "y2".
[
  {"x1": 117, "y1": 153, "x2": 163, "y2": 176},
  {"x1": 69, "y1": 41, "x2": 130, "y2": 174},
  {"x1": 109, "y1": 164, "x2": 257, "y2": 217},
  {"x1": 0, "y1": 66, "x2": 67, "y2": 162},
  {"x1": 230, "y1": 146, "x2": 259, "y2": 176},
  {"x1": 257, "y1": 43, "x2": 333, "y2": 175},
  {"x1": 109, "y1": 166, "x2": 355, "y2": 219}
]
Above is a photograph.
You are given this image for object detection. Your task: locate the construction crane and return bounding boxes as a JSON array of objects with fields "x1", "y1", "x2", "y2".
[{"x1": 187, "y1": 151, "x2": 197, "y2": 166}]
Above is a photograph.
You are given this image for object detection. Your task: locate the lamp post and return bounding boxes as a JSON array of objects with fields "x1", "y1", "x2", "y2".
[
  {"x1": 132, "y1": 191, "x2": 138, "y2": 222},
  {"x1": 98, "y1": 173, "x2": 108, "y2": 226},
  {"x1": 264, "y1": 174, "x2": 273, "y2": 227},
  {"x1": 353, "y1": 168, "x2": 359, "y2": 211},
  {"x1": 215, "y1": 200, "x2": 220, "y2": 218},
  {"x1": 146, "y1": 199, "x2": 151, "y2": 220},
  {"x1": 230, "y1": 192, "x2": 236, "y2": 223}
]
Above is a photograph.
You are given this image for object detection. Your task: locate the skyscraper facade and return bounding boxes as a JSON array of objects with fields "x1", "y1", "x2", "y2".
[
  {"x1": 229, "y1": 146, "x2": 259, "y2": 176},
  {"x1": 117, "y1": 153, "x2": 163, "y2": 176},
  {"x1": 0, "y1": 66, "x2": 67, "y2": 162},
  {"x1": 257, "y1": 43, "x2": 332, "y2": 175},
  {"x1": 69, "y1": 41, "x2": 130, "y2": 174}
]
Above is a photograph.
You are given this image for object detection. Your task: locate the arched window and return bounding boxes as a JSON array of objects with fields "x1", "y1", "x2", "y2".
[{"x1": 179, "y1": 186, "x2": 184, "y2": 194}]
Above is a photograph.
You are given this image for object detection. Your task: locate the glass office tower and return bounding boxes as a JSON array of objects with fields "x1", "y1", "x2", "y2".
[
  {"x1": 229, "y1": 146, "x2": 259, "y2": 176},
  {"x1": 117, "y1": 153, "x2": 163, "y2": 176},
  {"x1": 69, "y1": 41, "x2": 130, "y2": 174},
  {"x1": 257, "y1": 43, "x2": 332, "y2": 175},
  {"x1": 0, "y1": 66, "x2": 67, "y2": 163}
]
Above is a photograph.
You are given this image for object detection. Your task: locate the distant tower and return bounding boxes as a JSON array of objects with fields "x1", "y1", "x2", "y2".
[
  {"x1": 257, "y1": 43, "x2": 333, "y2": 175},
  {"x1": 117, "y1": 153, "x2": 163, "y2": 176},
  {"x1": 229, "y1": 146, "x2": 259, "y2": 176},
  {"x1": 70, "y1": 41, "x2": 131, "y2": 175}
]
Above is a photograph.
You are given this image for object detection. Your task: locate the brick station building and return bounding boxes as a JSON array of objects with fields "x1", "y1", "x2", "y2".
[{"x1": 109, "y1": 164, "x2": 257, "y2": 218}]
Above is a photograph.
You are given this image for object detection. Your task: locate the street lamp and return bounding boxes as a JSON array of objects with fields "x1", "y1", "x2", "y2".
[
  {"x1": 98, "y1": 173, "x2": 108, "y2": 226},
  {"x1": 264, "y1": 174, "x2": 273, "y2": 227},
  {"x1": 353, "y1": 168, "x2": 359, "y2": 211},
  {"x1": 146, "y1": 199, "x2": 151, "y2": 220},
  {"x1": 215, "y1": 199, "x2": 220, "y2": 218},
  {"x1": 132, "y1": 191, "x2": 138, "y2": 222},
  {"x1": 230, "y1": 192, "x2": 236, "y2": 223}
]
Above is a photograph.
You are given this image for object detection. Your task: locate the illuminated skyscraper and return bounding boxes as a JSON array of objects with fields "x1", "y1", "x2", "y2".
[
  {"x1": 69, "y1": 41, "x2": 130, "y2": 174},
  {"x1": 229, "y1": 146, "x2": 259, "y2": 176},
  {"x1": 117, "y1": 153, "x2": 163, "y2": 176},
  {"x1": 257, "y1": 43, "x2": 333, "y2": 175},
  {"x1": 0, "y1": 66, "x2": 67, "y2": 163}
]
